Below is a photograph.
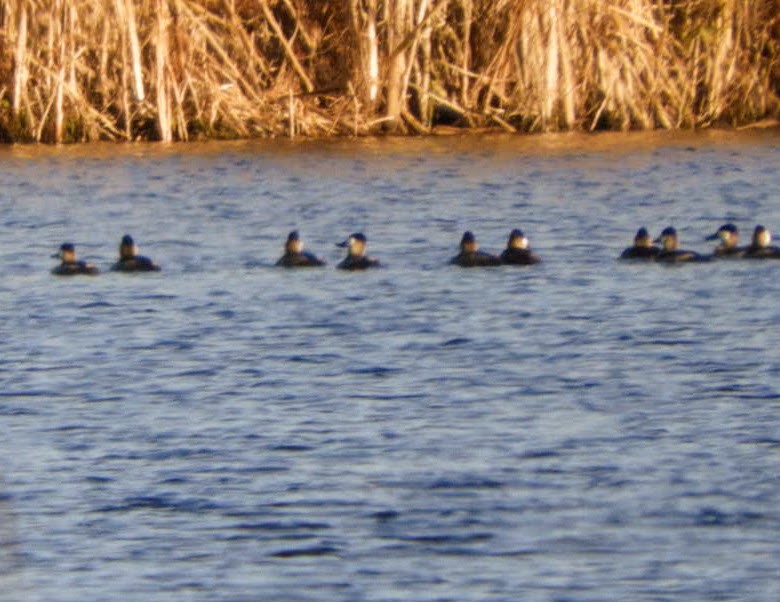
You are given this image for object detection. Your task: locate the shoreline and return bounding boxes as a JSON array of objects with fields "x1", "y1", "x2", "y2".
[{"x1": 1, "y1": 120, "x2": 778, "y2": 149}]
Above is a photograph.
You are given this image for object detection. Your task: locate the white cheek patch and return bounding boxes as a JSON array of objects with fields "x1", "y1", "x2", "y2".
[{"x1": 350, "y1": 240, "x2": 365, "y2": 255}]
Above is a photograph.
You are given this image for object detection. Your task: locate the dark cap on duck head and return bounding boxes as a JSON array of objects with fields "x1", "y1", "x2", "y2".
[
  {"x1": 705, "y1": 223, "x2": 738, "y2": 241},
  {"x1": 654, "y1": 226, "x2": 677, "y2": 243},
  {"x1": 337, "y1": 232, "x2": 366, "y2": 247},
  {"x1": 509, "y1": 229, "x2": 525, "y2": 240},
  {"x1": 460, "y1": 231, "x2": 476, "y2": 244},
  {"x1": 507, "y1": 229, "x2": 530, "y2": 250},
  {"x1": 52, "y1": 242, "x2": 75, "y2": 257},
  {"x1": 121, "y1": 234, "x2": 135, "y2": 246},
  {"x1": 286, "y1": 230, "x2": 300, "y2": 242},
  {"x1": 632, "y1": 227, "x2": 654, "y2": 247}
]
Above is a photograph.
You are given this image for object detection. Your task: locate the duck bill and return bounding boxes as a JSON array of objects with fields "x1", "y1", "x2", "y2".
[
  {"x1": 336, "y1": 240, "x2": 349, "y2": 248},
  {"x1": 704, "y1": 233, "x2": 719, "y2": 241}
]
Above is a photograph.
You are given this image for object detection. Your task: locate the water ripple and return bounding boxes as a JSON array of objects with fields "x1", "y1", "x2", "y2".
[{"x1": 2, "y1": 132, "x2": 779, "y2": 602}]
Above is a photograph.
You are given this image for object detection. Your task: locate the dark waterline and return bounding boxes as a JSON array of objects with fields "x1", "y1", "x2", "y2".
[{"x1": 1, "y1": 130, "x2": 779, "y2": 601}]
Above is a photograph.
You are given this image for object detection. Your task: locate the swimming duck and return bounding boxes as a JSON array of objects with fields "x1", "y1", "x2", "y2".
[
  {"x1": 451, "y1": 231, "x2": 502, "y2": 267},
  {"x1": 499, "y1": 229, "x2": 541, "y2": 265},
  {"x1": 336, "y1": 233, "x2": 380, "y2": 270},
  {"x1": 51, "y1": 242, "x2": 100, "y2": 276},
  {"x1": 655, "y1": 227, "x2": 708, "y2": 263},
  {"x1": 743, "y1": 225, "x2": 780, "y2": 259},
  {"x1": 111, "y1": 234, "x2": 161, "y2": 272},
  {"x1": 619, "y1": 227, "x2": 660, "y2": 260},
  {"x1": 276, "y1": 231, "x2": 326, "y2": 267},
  {"x1": 705, "y1": 223, "x2": 744, "y2": 258}
]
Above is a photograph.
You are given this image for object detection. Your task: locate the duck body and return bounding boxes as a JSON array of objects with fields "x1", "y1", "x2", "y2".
[
  {"x1": 276, "y1": 251, "x2": 327, "y2": 267},
  {"x1": 656, "y1": 250, "x2": 709, "y2": 263},
  {"x1": 712, "y1": 246, "x2": 746, "y2": 259},
  {"x1": 500, "y1": 248, "x2": 541, "y2": 265},
  {"x1": 337, "y1": 255, "x2": 381, "y2": 270},
  {"x1": 452, "y1": 250, "x2": 502, "y2": 267},
  {"x1": 111, "y1": 256, "x2": 161, "y2": 272},
  {"x1": 620, "y1": 246, "x2": 660, "y2": 260},
  {"x1": 743, "y1": 245, "x2": 780, "y2": 259},
  {"x1": 52, "y1": 261, "x2": 100, "y2": 276}
]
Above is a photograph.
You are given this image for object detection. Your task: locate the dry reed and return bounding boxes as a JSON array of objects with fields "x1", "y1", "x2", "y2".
[{"x1": 0, "y1": 0, "x2": 778, "y2": 142}]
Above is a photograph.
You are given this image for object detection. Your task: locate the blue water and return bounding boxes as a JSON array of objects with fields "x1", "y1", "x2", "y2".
[{"x1": 1, "y1": 131, "x2": 779, "y2": 601}]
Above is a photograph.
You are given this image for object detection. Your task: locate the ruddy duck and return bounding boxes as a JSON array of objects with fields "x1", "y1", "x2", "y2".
[
  {"x1": 655, "y1": 227, "x2": 708, "y2": 263},
  {"x1": 111, "y1": 234, "x2": 161, "y2": 272},
  {"x1": 620, "y1": 227, "x2": 660, "y2": 259},
  {"x1": 451, "y1": 231, "x2": 501, "y2": 267},
  {"x1": 706, "y1": 223, "x2": 744, "y2": 258},
  {"x1": 336, "y1": 233, "x2": 380, "y2": 270},
  {"x1": 276, "y1": 231, "x2": 326, "y2": 267},
  {"x1": 500, "y1": 229, "x2": 541, "y2": 265},
  {"x1": 743, "y1": 225, "x2": 780, "y2": 259},
  {"x1": 51, "y1": 243, "x2": 100, "y2": 276}
]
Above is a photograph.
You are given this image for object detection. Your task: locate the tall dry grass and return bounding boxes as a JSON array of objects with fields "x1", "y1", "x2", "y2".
[{"x1": 0, "y1": 0, "x2": 778, "y2": 142}]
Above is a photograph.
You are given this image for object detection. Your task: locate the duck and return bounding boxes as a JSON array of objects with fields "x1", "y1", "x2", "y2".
[
  {"x1": 705, "y1": 223, "x2": 745, "y2": 258},
  {"x1": 743, "y1": 225, "x2": 780, "y2": 259},
  {"x1": 619, "y1": 227, "x2": 660, "y2": 260},
  {"x1": 276, "y1": 231, "x2": 326, "y2": 267},
  {"x1": 451, "y1": 231, "x2": 501, "y2": 267},
  {"x1": 110, "y1": 234, "x2": 161, "y2": 272},
  {"x1": 336, "y1": 233, "x2": 381, "y2": 270},
  {"x1": 51, "y1": 243, "x2": 100, "y2": 276},
  {"x1": 655, "y1": 227, "x2": 708, "y2": 263},
  {"x1": 500, "y1": 229, "x2": 541, "y2": 265}
]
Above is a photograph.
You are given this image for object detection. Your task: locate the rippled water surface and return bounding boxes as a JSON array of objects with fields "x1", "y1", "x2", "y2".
[{"x1": 1, "y1": 131, "x2": 779, "y2": 601}]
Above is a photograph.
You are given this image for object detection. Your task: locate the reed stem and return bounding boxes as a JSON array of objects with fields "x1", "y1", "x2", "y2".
[{"x1": 0, "y1": 0, "x2": 777, "y2": 142}]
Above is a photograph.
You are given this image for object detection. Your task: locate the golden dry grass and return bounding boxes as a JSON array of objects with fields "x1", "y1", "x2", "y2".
[{"x1": 0, "y1": 0, "x2": 778, "y2": 142}]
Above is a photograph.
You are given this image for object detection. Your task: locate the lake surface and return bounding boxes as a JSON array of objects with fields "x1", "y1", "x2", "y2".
[{"x1": 1, "y1": 130, "x2": 779, "y2": 601}]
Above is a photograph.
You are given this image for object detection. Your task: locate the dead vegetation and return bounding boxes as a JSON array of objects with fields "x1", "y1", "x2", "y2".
[{"x1": 0, "y1": 0, "x2": 778, "y2": 142}]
